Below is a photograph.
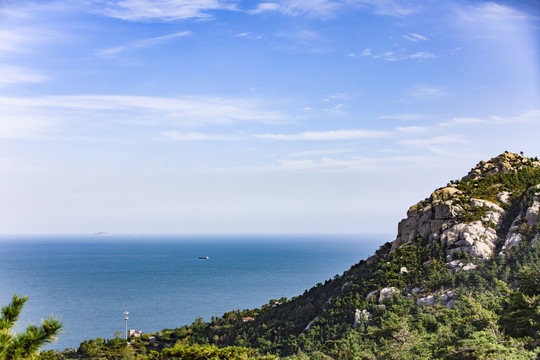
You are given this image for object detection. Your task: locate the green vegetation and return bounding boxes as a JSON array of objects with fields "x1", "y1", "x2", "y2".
[
  {"x1": 0, "y1": 294, "x2": 62, "y2": 360},
  {"x1": 41, "y1": 240, "x2": 540, "y2": 360},
  {"x1": 456, "y1": 165, "x2": 540, "y2": 206}
]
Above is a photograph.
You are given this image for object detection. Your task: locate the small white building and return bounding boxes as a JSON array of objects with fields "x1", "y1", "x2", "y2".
[{"x1": 129, "y1": 330, "x2": 143, "y2": 337}]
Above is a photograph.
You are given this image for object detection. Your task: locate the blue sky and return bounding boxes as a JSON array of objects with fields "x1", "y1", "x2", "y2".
[{"x1": 0, "y1": 0, "x2": 539, "y2": 235}]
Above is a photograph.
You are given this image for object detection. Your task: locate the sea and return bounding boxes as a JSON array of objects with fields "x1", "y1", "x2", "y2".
[{"x1": 0, "y1": 234, "x2": 390, "y2": 350}]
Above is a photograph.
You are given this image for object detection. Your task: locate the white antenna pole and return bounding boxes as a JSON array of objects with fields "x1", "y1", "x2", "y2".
[{"x1": 124, "y1": 310, "x2": 129, "y2": 341}]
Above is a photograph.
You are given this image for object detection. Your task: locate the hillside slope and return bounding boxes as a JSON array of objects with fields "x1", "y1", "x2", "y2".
[{"x1": 47, "y1": 153, "x2": 540, "y2": 360}]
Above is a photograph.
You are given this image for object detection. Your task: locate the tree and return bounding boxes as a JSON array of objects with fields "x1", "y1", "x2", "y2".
[{"x1": 0, "y1": 294, "x2": 62, "y2": 360}]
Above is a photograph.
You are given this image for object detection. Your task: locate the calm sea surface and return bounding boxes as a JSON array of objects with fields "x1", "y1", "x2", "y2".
[{"x1": 0, "y1": 234, "x2": 389, "y2": 350}]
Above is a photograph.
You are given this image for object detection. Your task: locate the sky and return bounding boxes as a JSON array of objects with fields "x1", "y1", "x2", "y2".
[{"x1": 0, "y1": 0, "x2": 539, "y2": 235}]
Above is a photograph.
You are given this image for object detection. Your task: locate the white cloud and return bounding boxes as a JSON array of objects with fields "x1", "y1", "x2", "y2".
[
  {"x1": 408, "y1": 84, "x2": 447, "y2": 99},
  {"x1": 235, "y1": 32, "x2": 262, "y2": 39},
  {"x1": 0, "y1": 114, "x2": 60, "y2": 139},
  {"x1": 98, "y1": 31, "x2": 192, "y2": 56},
  {"x1": 248, "y1": 2, "x2": 281, "y2": 14},
  {"x1": 407, "y1": 52, "x2": 436, "y2": 60},
  {"x1": 97, "y1": 0, "x2": 238, "y2": 21},
  {"x1": 277, "y1": 29, "x2": 321, "y2": 44},
  {"x1": 277, "y1": 158, "x2": 354, "y2": 171},
  {"x1": 402, "y1": 33, "x2": 428, "y2": 42},
  {"x1": 361, "y1": 47, "x2": 372, "y2": 56},
  {"x1": 372, "y1": 50, "x2": 436, "y2": 61},
  {"x1": 249, "y1": 0, "x2": 342, "y2": 17},
  {"x1": 441, "y1": 116, "x2": 497, "y2": 126},
  {"x1": 0, "y1": 29, "x2": 33, "y2": 55},
  {"x1": 456, "y1": 2, "x2": 533, "y2": 38},
  {"x1": 248, "y1": 0, "x2": 419, "y2": 18},
  {"x1": 395, "y1": 126, "x2": 428, "y2": 133},
  {"x1": 256, "y1": 129, "x2": 389, "y2": 140},
  {"x1": 161, "y1": 130, "x2": 236, "y2": 141},
  {"x1": 0, "y1": 95, "x2": 287, "y2": 139},
  {"x1": 355, "y1": 0, "x2": 420, "y2": 17},
  {"x1": 374, "y1": 51, "x2": 396, "y2": 61},
  {"x1": 400, "y1": 135, "x2": 465, "y2": 146},
  {"x1": 378, "y1": 113, "x2": 432, "y2": 121},
  {"x1": 441, "y1": 109, "x2": 540, "y2": 127},
  {"x1": 0, "y1": 27, "x2": 62, "y2": 60},
  {"x1": 0, "y1": 65, "x2": 48, "y2": 87},
  {"x1": 289, "y1": 148, "x2": 355, "y2": 157}
]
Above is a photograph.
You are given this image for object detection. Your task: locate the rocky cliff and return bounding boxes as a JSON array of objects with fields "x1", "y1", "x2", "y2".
[{"x1": 391, "y1": 152, "x2": 540, "y2": 270}]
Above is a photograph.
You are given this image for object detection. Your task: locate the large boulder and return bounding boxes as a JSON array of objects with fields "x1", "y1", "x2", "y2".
[
  {"x1": 379, "y1": 286, "x2": 398, "y2": 302},
  {"x1": 353, "y1": 309, "x2": 372, "y2": 328},
  {"x1": 525, "y1": 196, "x2": 540, "y2": 226}
]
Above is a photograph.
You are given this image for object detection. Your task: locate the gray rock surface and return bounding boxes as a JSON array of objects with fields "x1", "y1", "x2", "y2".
[
  {"x1": 379, "y1": 286, "x2": 398, "y2": 302},
  {"x1": 366, "y1": 290, "x2": 379, "y2": 300},
  {"x1": 353, "y1": 309, "x2": 372, "y2": 328}
]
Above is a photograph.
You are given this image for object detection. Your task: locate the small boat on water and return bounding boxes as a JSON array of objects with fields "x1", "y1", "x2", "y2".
[{"x1": 198, "y1": 256, "x2": 209, "y2": 260}]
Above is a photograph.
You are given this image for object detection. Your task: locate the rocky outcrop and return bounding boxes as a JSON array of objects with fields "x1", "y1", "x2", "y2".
[
  {"x1": 416, "y1": 290, "x2": 458, "y2": 308},
  {"x1": 379, "y1": 286, "x2": 398, "y2": 302},
  {"x1": 441, "y1": 221, "x2": 498, "y2": 260},
  {"x1": 501, "y1": 184, "x2": 540, "y2": 251},
  {"x1": 461, "y1": 152, "x2": 540, "y2": 182},
  {"x1": 525, "y1": 193, "x2": 540, "y2": 226},
  {"x1": 353, "y1": 309, "x2": 372, "y2": 328},
  {"x1": 391, "y1": 195, "x2": 504, "y2": 262},
  {"x1": 391, "y1": 153, "x2": 540, "y2": 266},
  {"x1": 446, "y1": 260, "x2": 477, "y2": 272}
]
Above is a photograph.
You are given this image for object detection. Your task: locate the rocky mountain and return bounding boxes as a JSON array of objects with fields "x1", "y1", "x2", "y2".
[{"x1": 392, "y1": 152, "x2": 540, "y2": 265}]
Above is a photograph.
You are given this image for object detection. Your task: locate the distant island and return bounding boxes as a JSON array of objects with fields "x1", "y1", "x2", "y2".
[{"x1": 93, "y1": 232, "x2": 112, "y2": 236}]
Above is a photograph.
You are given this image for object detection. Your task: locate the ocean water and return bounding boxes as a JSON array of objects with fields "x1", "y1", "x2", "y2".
[{"x1": 0, "y1": 234, "x2": 389, "y2": 350}]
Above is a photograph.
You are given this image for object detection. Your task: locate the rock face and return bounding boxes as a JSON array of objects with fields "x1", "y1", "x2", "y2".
[
  {"x1": 353, "y1": 309, "x2": 372, "y2": 328},
  {"x1": 502, "y1": 184, "x2": 540, "y2": 251},
  {"x1": 391, "y1": 153, "x2": 540, "y2": 266},
  {"x1": 391, "y1": 195, "x2": 504, "y2": 261},
  {"x1": 379, "y1": 286, "x2": 398, "y2": 302}
]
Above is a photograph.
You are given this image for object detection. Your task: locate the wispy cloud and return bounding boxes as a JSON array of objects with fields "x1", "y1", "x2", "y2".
[
  {"x1": 395, "y1": 126, "x2": 428, "y2": 133},
  {"x1": 248, "y1": 0, "x2": 419, "y2": 18},
  {"x1": 371, "y1": 50, "x2": 436, "y2": 61},
  {"x1": 378, "y1": 113, "x2": 432, "y2": 121},
  {"x1": 407, "y1": 52, "x2": 436, "y2": 60},
  {"x1": 441, "y1": 109, "x2": 540, "y2": 127},
  {"x1": 0, "y1": 65, "x2": 48, "y2": 87},
  {"x1": 235, "y1": 32, "x2": 262, "y2": 39},
  {"x1": 96, "y1": 0, "x2": 238, "y2": 21},
  {"x1": 357, "y1": 0, "x2": 420, "y2": 17},
  {"x1": 441, "y1": 116, "x2": 499, "y2": 126},
  {"x1": 249, "y1": 0, "x2": 342, "y2": 17},
  {"x1": 400, "y1": 135, "x2": 465, "y2": 146},
  {"x1": 161, "y1": 130, "x2": 237, "y2": 141},
  {"x1": 0, "y1": 29, "x2": 34, "y2": 55},
  {"x1": 289, "y1": 148, "x2": 355, "y2": 157},
  {"x1": 408, "y1": 84, "x2": 447, "y2": 100},
  {"x1": 276, "y1": 29, "x2": 321, "y2": 44},
  {"x1": 98, "y1": 31, "x2": 192, "y2": 56},
  {"x1": 456, "y1": 2, "x2": 533, "y2": 39},
  {"x1": 0, "y1": 95, "x2": 287, "y2": 139},
  {"x1": 402, "y1": 33, "x2": 428, "y2": 42},
  {"x1": 256, "y1": 129, "x2": 389, "y2": 141}
]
